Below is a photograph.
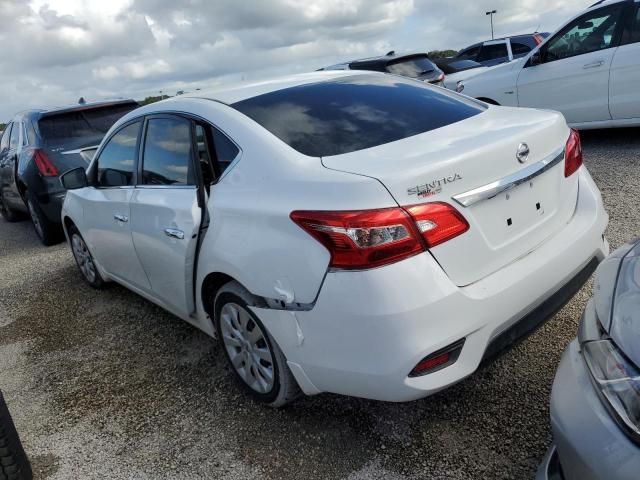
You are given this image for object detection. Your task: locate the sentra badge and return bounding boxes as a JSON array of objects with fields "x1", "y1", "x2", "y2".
[{"x1": 408, "y1": 174, "x2": 462, "y2": 198}]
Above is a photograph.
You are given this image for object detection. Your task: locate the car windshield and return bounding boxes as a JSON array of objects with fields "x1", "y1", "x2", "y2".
[
  {"x1": 232, "y1": 74, "x2": 484, "y2": 157},
  {"x1": 38, "y1": 103, "x2": 138, "y2": 143},
  {"x1": 385, "y1": 56, "x2": 436, "y2": 78}
]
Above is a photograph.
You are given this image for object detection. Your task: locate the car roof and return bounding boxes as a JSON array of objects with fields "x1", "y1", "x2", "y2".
[
  {"x1": 184, "y1": 70, "x2": 366, "y2": 105},
  {"x1": 12, "y1": 99, "x2": 138, "y2": 121}
]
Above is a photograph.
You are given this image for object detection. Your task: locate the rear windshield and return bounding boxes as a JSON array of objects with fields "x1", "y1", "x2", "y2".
[
  {"x1": 232, "y1": 75, "x2": 484, "y2": 157},
  {"x1": 385, "y1": 56, "x2": 436, "y2": 78},
  {"x1": 38, "y1": 103, "x2": 138, "y2": 142}
]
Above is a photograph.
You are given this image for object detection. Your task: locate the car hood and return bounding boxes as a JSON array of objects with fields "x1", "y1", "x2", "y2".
[{"x1": 594, "y1": 239, "x2": 640, "y2": 366}]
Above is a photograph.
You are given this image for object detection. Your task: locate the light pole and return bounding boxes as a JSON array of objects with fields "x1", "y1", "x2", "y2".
[{"x1": 486, "y1": 10, "x2": 497, "y2": 39}]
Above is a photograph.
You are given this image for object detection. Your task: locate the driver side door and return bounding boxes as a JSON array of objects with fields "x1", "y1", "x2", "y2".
[{"x1": 516, "y1": 4, "x2": 625, "y2": 125}]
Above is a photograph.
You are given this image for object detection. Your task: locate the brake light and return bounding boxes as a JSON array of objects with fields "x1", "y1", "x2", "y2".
[
  {"x1": 405, "y1": 202, "x2": 469, "y2": 248},
  {"x1": 33, "y1": 149, "x2": 59, "y2": 177},
  {"x1": 290, "y1": 202, "x2": 469, "y2": 270},
  {"x1": 533, "y1": 34, "x2": 543, "y2": 45},
  {"x1": 564, "y1": 128, "x2": 583, "y2": 177}
]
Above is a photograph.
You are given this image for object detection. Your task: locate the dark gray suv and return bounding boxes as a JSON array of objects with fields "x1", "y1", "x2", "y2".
[{"x1": 0, "y1": 100, "x2": 138, "y2": 245}]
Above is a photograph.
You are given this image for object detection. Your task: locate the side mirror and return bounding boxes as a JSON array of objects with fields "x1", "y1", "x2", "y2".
[{"x1": 60, "y1": 167, "x2": 88, "y2": 190}]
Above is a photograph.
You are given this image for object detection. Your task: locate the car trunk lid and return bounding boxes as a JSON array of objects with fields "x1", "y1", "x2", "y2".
[{"x1": 321, "y1": 106, "x2": 577, "y2": 286}]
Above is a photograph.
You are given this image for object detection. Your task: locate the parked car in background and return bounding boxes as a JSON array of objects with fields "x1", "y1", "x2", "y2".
[
  {"x1": 431, "y1": 58, "x2": 492, "y2": 91},
  {"x1": 459, "y1": 0, "x2": 640, "y2": 129},
  {"x1": 455, "y1": 33, "x2": 549, "y2": 66},
  {"x1": 0, "y1": 100, "x2": 138, "y2": 244},
  {"x1": 319, "y1": 51, "x2": 445, "y2": 85},
  {"x1": 537, "y1": 238, "x2": 640, "y2": 480},
  {"x1": 60, "y1": 70, "x2": 608, "y2": 407}
]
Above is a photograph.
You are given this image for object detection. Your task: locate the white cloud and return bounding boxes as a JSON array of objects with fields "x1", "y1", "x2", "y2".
[{"x1": 0, "y1": 0, "x2": 590, "y2": 120}]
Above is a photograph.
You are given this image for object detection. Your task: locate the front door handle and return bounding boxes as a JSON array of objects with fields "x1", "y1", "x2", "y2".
[
  {"x1": 114, "y1": 214, "x2": 129, "y2": 223},
  {"x1": 583, "y1": 60, "x2": 604, "y2": 69},
  {"x1": 164, "y1": 228, "x2": 184, "y2": 240}
]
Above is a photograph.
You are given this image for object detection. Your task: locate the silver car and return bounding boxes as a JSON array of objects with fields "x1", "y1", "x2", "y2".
[{"x1": 538, "y1": 239, "x2": 640, "y2": 479}]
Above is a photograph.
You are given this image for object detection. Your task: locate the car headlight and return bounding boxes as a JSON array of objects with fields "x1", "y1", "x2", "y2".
[
  {"x1": 583, "y1": 339, "x2": 640, "y2": 442},
  {"x1": 455, "y1": 81, "x2": 464, "y2": 93}
]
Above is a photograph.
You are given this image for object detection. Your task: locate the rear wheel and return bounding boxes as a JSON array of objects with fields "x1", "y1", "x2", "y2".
[
  {"x1": 0, "y1": 391, "x2": 33, "y2": 480},
  {"x1": 214, "y1": 282, "x2": 301, "y2": 407},
  {"x1": 69, "y1": 226, "x2": 105, "y2": 289},
  {"x1": 25, "y1": 192, "x2": 59, "y2": 246},
  {"x1": 0, "y1": 192, "x2": 20, "y2": 223}
]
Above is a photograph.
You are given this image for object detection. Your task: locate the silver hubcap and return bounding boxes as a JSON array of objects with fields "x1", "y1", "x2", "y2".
[
  {"x1": 72, "y1": 234, "x2": 96, "y2": 283},
  {"x1": 220, "y1": 302, "x2": 275, "y2": 394},
  {"x1": 28, "y1": 200, "x2": 43, "y2": 238}
]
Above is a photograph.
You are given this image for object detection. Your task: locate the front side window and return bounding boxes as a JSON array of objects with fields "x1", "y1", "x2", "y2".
[
  {"x1": 545, "y1": 5, "x2": 624, "y2": 61},
  {"x1": 385, "y1": 56, "x2": 437, "y2": 78},
  {"x1": 141, "y1": 117, "x2": 194, "y2": 186},
  {"x1": 232, "y1": 74, "x2": 484, "y2": 157},
  {"x1": 477, "y1": 43, "x2": 509, "y2": 62},
  {"x1": 0, "y1": 124, "x2": 12, "y2": 151},
  {"x1": 96, "y1": 121, "x2": 140, "y2": 187},
  {"x1": 456, "y1": 45, "x2": 481, "y2": 60},
  {"x1": 9, "y1": 123, "x2": 20, "y2": 150}
]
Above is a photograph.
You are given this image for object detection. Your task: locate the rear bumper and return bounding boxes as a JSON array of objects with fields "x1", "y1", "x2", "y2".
[
  {"x1": 543, "y1": 340, "x2": 640, "y2": 480},
  {"x1": 254, "y1": 168, "x2": 608, "y2": 401}
]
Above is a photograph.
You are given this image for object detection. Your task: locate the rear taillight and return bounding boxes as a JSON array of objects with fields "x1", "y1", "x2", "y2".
[
  {"x1": 404, "y1": 202, "x2": 469, "y2": 248},
  {"x1": 290, "y1": 202, "x2": 468, "y2": 270},
  {"x1": 564, "y1": 128, "x2": 583, "y2": 177},
  {"x1": 33, "y1": 149, "x2": 59, "y2": 177},
  {"x1": 533, "y1": 34, "x2": 543, "y2": 45}
]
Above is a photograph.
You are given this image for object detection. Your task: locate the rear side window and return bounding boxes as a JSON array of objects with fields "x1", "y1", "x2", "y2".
[
  {"x1": 38, "y1": 103, "x2": 138, "y2": 144},
  {"x1": 232, "y1": 74, "x2": 484, "y2": 157},
  {"x1": 9, "y1": 123, "x2": 20, "y2": 150},
  {"x1": 194, "y1": 123, "x2": 240, "y2": 184},
  {"x1": 212, "y1": 127, "x2": 240, "y2": 173},
  {"x1": 385, "y1": 56, "x2": 436, "y2": 78},
  {"x1": 96, "y1": 121, "x2": 140, "y2": 187},
  {"x1": 511, "y1": 41, "x2": 532, "y2": 56},
  {"x1": 0, "y1": 124, "x2": 11, "y2": 151},
  {"x1": 477, "y1": 43, "x2": 509, "y2": 62},
  {"x1": 141, "y1": 117, "x2": 194, "y2": 186}
]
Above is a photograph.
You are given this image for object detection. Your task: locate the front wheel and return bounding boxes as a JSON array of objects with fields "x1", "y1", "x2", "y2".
[
  {"x1": 0, "y1": 191, "x2": 21, "y2": 223},
  {"x1": 214, "y1": 282, "x2": 301, "y2": 407}
]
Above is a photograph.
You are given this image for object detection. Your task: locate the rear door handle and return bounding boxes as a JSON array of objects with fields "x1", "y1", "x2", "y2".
[
  {"x1": 114, "y1": 214, "x2": 128, "y2": 223},
  {"x1": 164, "y1": 228, "x2": 184, "y2": 240},
  {"x1": 583, "y1": 60, "x2": 604, "y2": 69}
]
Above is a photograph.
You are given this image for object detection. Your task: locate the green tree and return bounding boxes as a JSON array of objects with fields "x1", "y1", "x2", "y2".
[{"x1": 428, "y1": 49, "x2": 458, "y2": 59}]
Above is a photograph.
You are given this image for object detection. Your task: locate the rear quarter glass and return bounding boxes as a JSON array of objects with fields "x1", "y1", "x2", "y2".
[{"x1": 231, "y1": 74, "x2": 484, "y2": 157}]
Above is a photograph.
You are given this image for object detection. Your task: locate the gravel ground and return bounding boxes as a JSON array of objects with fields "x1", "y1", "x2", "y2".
[{"x1": 0, "y1": 128, "x2": 638, "y2": 480}]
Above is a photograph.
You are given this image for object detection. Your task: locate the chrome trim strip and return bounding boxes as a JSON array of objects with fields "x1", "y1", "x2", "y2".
[
  {"x1": 61, "y1": 145, "x2": 100, "y2": 155},
  {"x1": 452, "y1": 147, "x2": 565, "y2": 208}
]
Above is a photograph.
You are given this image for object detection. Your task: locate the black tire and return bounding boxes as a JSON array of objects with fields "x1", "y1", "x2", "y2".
[
  {"x1": 214, "y1": 281, "x2": 301, "y2": 407},
  {"x1": 25, "y1": 192, "x2": 60, "y2": 246},
  {"x1": 0, "y1": 391, "x2": 33, "y2": 480},
  {"x1": 68, "y1": 225, "x2": 105, "y2": 289},
  {"x1": 0, "y1": 192, "x2": 21, "y2": 223}
]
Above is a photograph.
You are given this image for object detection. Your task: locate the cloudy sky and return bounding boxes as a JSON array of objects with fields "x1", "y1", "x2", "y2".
[{"x1": 0, "y1": 0, "x2": 589, "y2": 120}]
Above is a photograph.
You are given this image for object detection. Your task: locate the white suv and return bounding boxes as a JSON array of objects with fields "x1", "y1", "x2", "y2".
[
  {"x1": 459, "y1": 0, "x2": 640, "y2": 129},
  {"x1": 60, "y1": 71, "x2": 608, "y2": 406}
]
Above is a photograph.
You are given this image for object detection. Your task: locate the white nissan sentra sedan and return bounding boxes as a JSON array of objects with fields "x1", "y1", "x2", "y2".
[{"x1": 60, "y1": 71, "x2": 609, "y2": 407}]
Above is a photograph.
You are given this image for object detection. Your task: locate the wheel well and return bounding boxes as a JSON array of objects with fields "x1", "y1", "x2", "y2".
[
  {"x1": 201, "y1": 272, "x2": 235, "y2": 318},
  {"x1": 477, "y1": 97, "x2": 500, "y2": 105},
  {"x1": 16, "y1": 180, "x2": 27, "y2": 199},
  {"x1": 63, "y1": 216, "x2": 76, "y2": 235}
]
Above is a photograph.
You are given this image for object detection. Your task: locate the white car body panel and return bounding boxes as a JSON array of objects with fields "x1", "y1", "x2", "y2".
[
  {"x1": 460, "y1": 0, "x2": 640, "y2": 128},
  {"x1": 61, "y1": 71, "x2": 609, "y2": 402},
  {"x1": 443, "y1": 66, "x2": 490, "y2": 90},
  {"x1": 609, "y1": 41, "x2": 640, "y2": 119},
  {"x1": 516, "y1": 48, "x2": 615, "y2": 124}
]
